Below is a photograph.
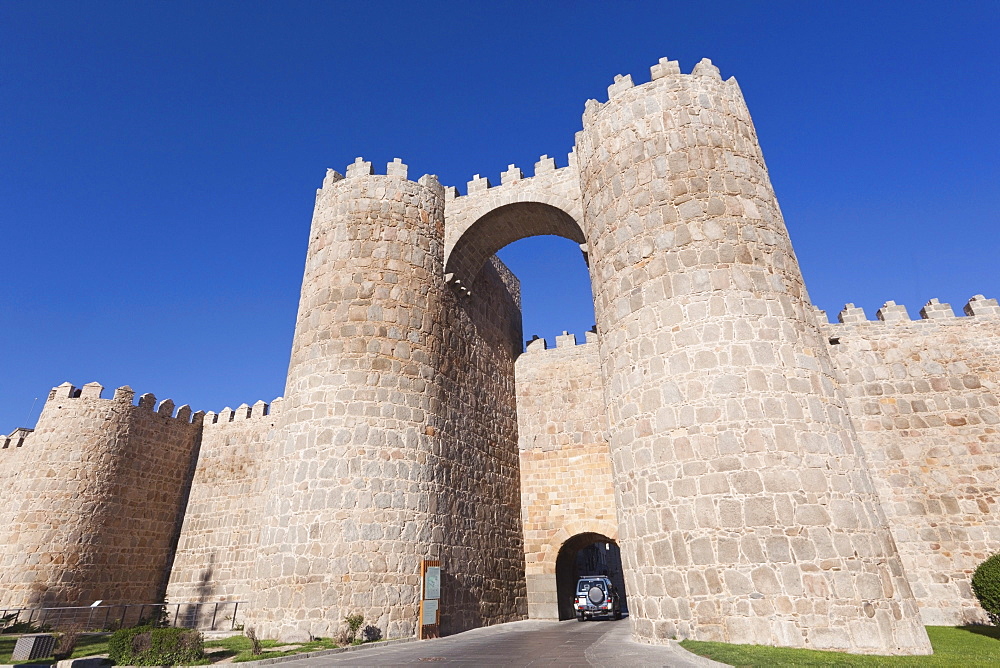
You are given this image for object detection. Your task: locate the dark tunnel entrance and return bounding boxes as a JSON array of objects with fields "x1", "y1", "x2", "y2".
[{"x1": 555, "y1": 532, "x2": 628, "y2": 621}]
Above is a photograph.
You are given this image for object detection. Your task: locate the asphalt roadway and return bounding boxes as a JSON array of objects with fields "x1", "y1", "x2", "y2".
[{"x1": 269, "y1": 619, "x2": 728, "y2": 667}]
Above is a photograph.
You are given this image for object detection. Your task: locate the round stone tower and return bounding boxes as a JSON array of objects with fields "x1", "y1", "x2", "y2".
[
  {"x1": 249, "y1": 159, "x2": 453, "y2": 641},
  {"x1": 0, "y1": 382, "x2": 202, "y2": 609},
  {"x1": 576, "y1": 58, "x2": 931, "y2": 653}
]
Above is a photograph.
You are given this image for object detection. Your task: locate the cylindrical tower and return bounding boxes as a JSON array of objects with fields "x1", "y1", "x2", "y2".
[
  {"x1": 0, "y1": 382, "x2": 202, "y2": 609},
  {"x1": 577, "y1": 58, "x2": 931, "y2": 653},
  {"x1": 249, "y1": 159, "x2": 451, "y2": 641}
]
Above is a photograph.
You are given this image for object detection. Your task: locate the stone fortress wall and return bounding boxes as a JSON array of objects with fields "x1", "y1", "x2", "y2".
[
  {"x1": 515, "y1": 331, "x2": 616, "y2": 620},
  {"x1": 0, "y1": 383, "x2": 203, "y2": 609},
  {"x1": 0, "y1": 54, "x2": 998, "y2": 657},
  {"x1": 515, "y1": 293, "x2": 1000, "y2": 630},
  {"x1": 164, "y1": 399, "x2": 284, "y2": 605},
  {"x1": 819, "y1": 296, "x2": 1000, "y2": 625}
]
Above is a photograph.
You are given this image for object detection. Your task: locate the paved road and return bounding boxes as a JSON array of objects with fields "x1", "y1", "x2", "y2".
[{"x1": 271, "y1": 619, "x2": 727, "y2": 667}]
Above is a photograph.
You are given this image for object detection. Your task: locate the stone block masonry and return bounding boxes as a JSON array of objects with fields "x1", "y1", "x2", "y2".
[
  {"x1": 516, "y1": 332, "x2": 616, "y2": 620},
  {"x1": 1, "y1": 55, "x2": 997, "y2": 657},
  {"x1": 575, "y1": 57, "x2": 929, "y2": 653},
  {"x1": 823, "y1": 297, "x2": 1000, "y2": 625},
  {"x1": 165, "y1": 398, "x2": 284, "y2": 606}
]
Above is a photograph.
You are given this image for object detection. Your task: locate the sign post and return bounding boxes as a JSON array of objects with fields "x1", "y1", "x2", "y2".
[{"x1": 419, "y1": 559, "x2": 441, "y2": 639}]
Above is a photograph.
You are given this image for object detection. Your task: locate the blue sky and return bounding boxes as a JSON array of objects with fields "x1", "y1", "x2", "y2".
[{"x1": 2, "y1": 1, "x2": 998, "y2": 430}]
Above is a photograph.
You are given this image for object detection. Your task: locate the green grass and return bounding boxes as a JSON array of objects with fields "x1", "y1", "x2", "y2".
[
  {"x1": 0, "y1": 633, "x2": 111, "y2": 665},
  {"x1": 0, "y1": 631, "x2": 353, "y2": 665},
  {"x1": 203, "y1": 634, "x2": 342, "y2": 663},
  {"x1": 681, "y1": 625, "x2": 1000, "y2": 667}
]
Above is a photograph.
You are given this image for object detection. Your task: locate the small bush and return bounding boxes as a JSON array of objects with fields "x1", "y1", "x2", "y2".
[
  {"x1": 53, "y1": 628, "x2": 82, "y2": 660},
  {"x1": 343, "y1": 613, "x2": 365, "y2": 644},
  {"x1": 362, "y1": 625, "x2": 382, "y2": 643},
  {"x1": 108, "y1": 625, "x2": 204, "y2": 666},
  {"x1": 972, "y1": 553, "x2": 1000, "y2": 625}
]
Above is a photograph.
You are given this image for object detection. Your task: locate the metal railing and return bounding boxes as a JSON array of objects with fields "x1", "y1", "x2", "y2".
[{"x1": 0, "y1": 601, "x2": 245, "y2": 633}]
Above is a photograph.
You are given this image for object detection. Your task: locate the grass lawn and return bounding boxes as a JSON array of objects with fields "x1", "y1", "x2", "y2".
[
  {"x1": 203, "y1": 634, "x2": 345, "y2": 663},
  {"x1": 681, "y1": 625, "x2": 1000, "y2": 667},
  {"x1": 0, "y1": 632, "x2": 353, "y2": 665}
]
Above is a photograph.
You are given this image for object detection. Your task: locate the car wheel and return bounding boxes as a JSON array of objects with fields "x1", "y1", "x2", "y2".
[
  {"x1": 578, "y1": 613, "x2": 586, "y2": 622},
  {"x1": 614, "y1": 609, "x2": 622, "y2": 620}
]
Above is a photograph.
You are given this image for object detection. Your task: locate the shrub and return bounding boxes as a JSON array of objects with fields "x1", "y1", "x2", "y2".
[
  {"x1": 343, "y1": 614, "x2": 365, "y2": 644},
  {"x1": 972, "y1": 553, "x2": 1000, "y2": 625},
  {"x1": 108, "y1": 625, "x2": 204, "y2": 666},
  {"x1": 53, "y1": 628, "x2": 82, "y2": 660},
  {"x1": 244, "y1": 626, "x2": 262, "y2": 656}
]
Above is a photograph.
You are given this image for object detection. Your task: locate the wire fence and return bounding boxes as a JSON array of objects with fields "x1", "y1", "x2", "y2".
[{"x1": 0, "y1": 601, "x2": 246, "y2": 633}]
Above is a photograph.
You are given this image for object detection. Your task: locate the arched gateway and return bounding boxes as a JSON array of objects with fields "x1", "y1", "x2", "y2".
[
  {"x1": 555, "y1": 532, "x2": 628, "y2": 621},
  {"x1": 243, "y1": 56, "x2": 931, "y2": 653}
]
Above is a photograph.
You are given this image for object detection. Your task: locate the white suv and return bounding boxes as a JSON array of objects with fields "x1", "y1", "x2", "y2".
[{"x1": 574, "y1": 575, "x2": 622, "y2": 621}]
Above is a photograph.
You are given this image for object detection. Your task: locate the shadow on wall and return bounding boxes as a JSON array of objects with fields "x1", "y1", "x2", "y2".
[
  {"x1": 197, "y1": 553, "x2": 216, "y2": 604},
  {"x1": 555, "y1": 532, "x2": 628, "y2": 621},
  {"x1": 439, "y1": 571, "x2": 483, "y2": 636},
  {"x1": 29, "y1": 582, "x2": 48, "y2": 609}
]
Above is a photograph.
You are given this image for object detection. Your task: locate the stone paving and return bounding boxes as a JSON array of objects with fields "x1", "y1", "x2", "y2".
[{"x1": 268, "y1": 619, "x2": 726, "y2": 667}]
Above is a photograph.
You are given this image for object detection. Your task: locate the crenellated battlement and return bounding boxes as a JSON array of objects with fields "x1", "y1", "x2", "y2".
[
  {"x1": 0, "y1": 381, "x2": 205, "y2": 609},
  {"x1": 446, "y1": 151, "x2": 578, "y2": 201},
  {"x1": 582, "y1": 56, "x2": 740, "y2": 125},
  {"x1": 315, "y1": 157, "x2": 443, "y2": 197},
  {"x1": 45, "y1": 382, "x2": 206, "y2": 425},
  {"x1": 1, "y1": 427, "x2": 33, "y2": 450},
  {"x1": 443, "y1": 152, "x2": 584, "y2": 286},
  {"x1": 523, "y1": 329, "x2": 598, "y2": 354},
  {"x1": 203, "y1": 397, "x2": 283, "y2": 426},
  {"x1": 816, "y1": 295, "x2": 1000, "y2": 327}
]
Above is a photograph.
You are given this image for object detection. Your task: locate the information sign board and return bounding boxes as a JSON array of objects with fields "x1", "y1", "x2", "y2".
[
  {"x1": 424, "y1": 566, "x2": 441, "y2": 599},
  {"x1": 419, "y1": 559, "x2": 441, "y2": 640}
]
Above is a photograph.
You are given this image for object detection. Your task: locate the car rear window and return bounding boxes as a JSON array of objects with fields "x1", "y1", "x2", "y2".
[{"x1": 577, "y1": 580, "x2": 606, "y2": 593}]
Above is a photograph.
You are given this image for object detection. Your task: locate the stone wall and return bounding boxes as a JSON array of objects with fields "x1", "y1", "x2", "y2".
[
  {"x1": 575, "y1": 58, "x2": 930, "y2": 653},
  {"x1": 824, "y1": 296, "x2": 1000, "y2": 625},
  {"x1": 515, "y1": 332, "x2": 617, "y2": 619},
  {"x1": 434, "y1": 256, "x2": 527, "y2": 635},
  {"x1": 165, "y1": 399, "x2": 283, "y2": 606},
  {"x1": 0, "y1": 383, "x2": 202, "y2": 608},
  {"x1": 0, "y1": 428, "x2": 34, "y2": 509}
]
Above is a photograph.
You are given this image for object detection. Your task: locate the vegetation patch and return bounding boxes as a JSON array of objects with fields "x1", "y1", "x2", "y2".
[
  {"x1": 680, "y1": 625, "x2": 1000, "y2": 667},
  {"x1": 108, "y1": 625, "x2": 204, "y2": 666},
  {"x1": 0, "y1": 621, "x2": 385, "y2": 665},
  {"x1": 972, "y1": 553, "x2": 1000, "y2": 625},
  {"x1": 204, "y1": 634, "x2": 341, "y2": 662}
]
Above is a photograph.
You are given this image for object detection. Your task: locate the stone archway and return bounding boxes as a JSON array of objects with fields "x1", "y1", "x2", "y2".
[
  {"x1": 555, "y1": 532, "x2": 628, "y2": 621},
  {"x1": 445, "y1": 201, "x2": 585, "y2": 289}
]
